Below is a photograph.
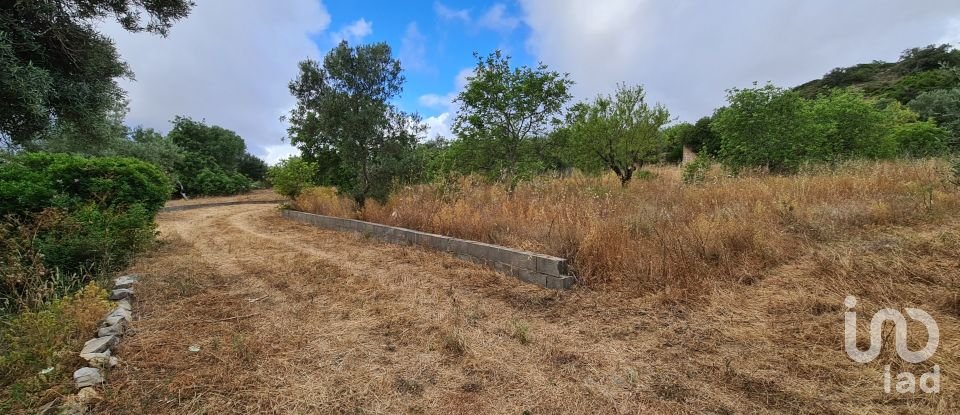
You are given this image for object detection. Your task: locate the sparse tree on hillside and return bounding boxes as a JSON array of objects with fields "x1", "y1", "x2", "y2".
[
  {"x1": 286, "y1": 41, "x2": 424, "y2": 205},
  {"x1": 452, "y1": 50, "x2": 573, "y2": 188},
  {"x1": 565, "y1": 84, "x2": 669, "y2": 186}
]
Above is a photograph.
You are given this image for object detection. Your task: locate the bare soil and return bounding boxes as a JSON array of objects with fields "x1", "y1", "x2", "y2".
[{"x1": 91, "y1": 202, "x2": 958, "y2": 414}]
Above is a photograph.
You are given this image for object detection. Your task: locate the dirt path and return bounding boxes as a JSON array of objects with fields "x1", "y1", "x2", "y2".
[{"x1": 91, "y1": 204, "x2": 957, "y2": 414}]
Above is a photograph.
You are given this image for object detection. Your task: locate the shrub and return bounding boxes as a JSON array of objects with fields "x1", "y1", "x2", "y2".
[
  {"x1": 889, "y1": 120, "x2": 950, "y2": 157},
  {"x1": 268, "y1": 157, "x2": 318, "y2": 198},
  {"x1": 682, "y1": 156, "x2": 711, "y2": 184},
  {"x1": 0, "y1": 153, "x2": 166, "y2": 311},
  {"x1": 0, "y1": 152, "x2": 170, "y2": 216},
  {"x1": 0, "y1": 283, "x2": 111, "y2": 411},
  {"x1": 193, "y1": 168, "x2": 251, "y2": 196},
  {"x1": 714, "y1": 84, "x2": 818, "y2": 172}
]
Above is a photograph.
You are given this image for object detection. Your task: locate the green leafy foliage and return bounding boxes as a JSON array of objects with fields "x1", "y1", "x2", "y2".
[
  {"x1": 888, "y1": 120, "x2": 950, "y2": 157},
  {"x1": 238, "y1": 152, "x2": 269, "y2": 182},
  {"x1": 807, "y1": 89, "x2": 900, "y2": 159},
  {"x1": 287, "y1": 41, "x2": 423, "y2": 204},
  {"x1": 34, "y1": 204, "x2": 156, "y2": 277},
  {"x1": 682, "y1": 156, "x2": 711, "y2": 185},
  {"x1": 268, "y1": 157, "x2": 318, "y2": 198},
  {"x1": 0, "y1": 152, "x2": 170, "y2": 216},
  {"x1": 714, "y1": 84, "x2": 949, "y2": 172},
  {"x1": 0, "y1": 154, "x2": 168, "y2": 312},
  {"x1": 168, "y1": 116, "x2": 247, "y2": 172},
  {"x1": 0, "y1": 0, "x2": 193, "y2": 146},
  {"x1": 452, "y1": 50, "x2": 573, "y2": 188},
  {"x1": 794, "y1": 44, "x2": 960, "y2": 103},
  {"x1": 564, "y1": 84, "x2": 669, "y2": 185},
  {"x1": 909, "y1": 88, "x2": 960, "y2": 147},
  {"x1": 714, "y1": 84, "x2": 819, "y2": 172}
]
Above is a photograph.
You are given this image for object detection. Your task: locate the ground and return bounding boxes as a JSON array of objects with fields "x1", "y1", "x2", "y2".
[{"x1": 90, "y1": 200, "x2": 957, "y2": 414}]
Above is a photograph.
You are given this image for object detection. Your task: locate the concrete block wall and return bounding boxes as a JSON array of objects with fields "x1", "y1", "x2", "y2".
[{"x1": 282, "y1": 209, "x2": 576, "y2": 290}]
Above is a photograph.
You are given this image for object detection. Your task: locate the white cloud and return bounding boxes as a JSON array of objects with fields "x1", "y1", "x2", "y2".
[
  {"x1": 419, "y1": 93, "x2": 454, "y2": 109},
  {"x1": 423, "y1": 112, "x2": 452, "y2": 141},
  {"x1": 331, "y1": 18, "x2": 373, "y2": 44},
  {"x1": 262, "y1": 143, "x2": 300, "y2": 165},
  {"x1": 520, "y1": 0, "x2": 960, "y2": 122},
  {"x1": 478, "y1": 4, "x2": 520, "y2": 34},
  {"x1": 418, "y1": 68, "x2": 473, "y2": 140},
  {"x1": 400, "y1": 22, "x2": 431, "y2": 73},
  {"x1": 436, "y1": 2, "x2": 519, "y2": 35},
  {"x1": 435, "y1": 2, "x2": 470, "y2": 23},
  {"x1": 101, "y1": 0, "x2": 330, "y2": 159}
]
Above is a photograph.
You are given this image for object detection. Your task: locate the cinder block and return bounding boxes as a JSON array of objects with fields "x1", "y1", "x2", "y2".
[
  {"x1": 489, "y1": 261, "x2": 514, "y2": 275},
  {"x1": 503, "y1": 250, "x2": 536, "y2": 270},
  {"x1": 545, "y1": 275, "x2": 576, "y2": 290},
  {"x1": 536, "y1": 256, "x2": 569, "y2": 277},
  {"x1": 513, "y1": 268, "x2": 548, "y2": 287}
]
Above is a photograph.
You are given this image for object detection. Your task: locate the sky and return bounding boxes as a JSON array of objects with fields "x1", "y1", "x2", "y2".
[{"x1": 102, "y1": 0, "x2": 960, "y2": 164}]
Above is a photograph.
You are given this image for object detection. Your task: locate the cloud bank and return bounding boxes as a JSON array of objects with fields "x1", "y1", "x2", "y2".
[
  {"x1": 520, "y1": 0, "x2": 960, "y2": 121},
  {"x1": 101, "y1": 0, "x2": 330, "y2": 164}
]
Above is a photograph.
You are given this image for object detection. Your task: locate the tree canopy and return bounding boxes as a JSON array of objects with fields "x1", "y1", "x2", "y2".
[
  {"x1": 287, "y1": 41, "x2": 424, "y2": 204},
  {"x1": 564, "y1": 84, "x2": 669, "y2": 185},
  {"x1": 452, "y1": 50, "x2": 573, "y2": 187},
  {"x1": 0, "y1": 0, "x2": 194, "y2": 146}
]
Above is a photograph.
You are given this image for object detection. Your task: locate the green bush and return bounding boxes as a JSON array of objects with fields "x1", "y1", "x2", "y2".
[
  {"x1": 174, "y1": 151, "x2": 252, "y2": 196},
  {"x1": 714, "y1": 84, "x2": 818, "y2": 172},
  {"x1": 0, "y1": 152, "x2": 170, "y2": 216},
  {"x1": 0, "y1": 153, "x2": 167, "y2": 312},
  {"x1": 193, "y1": 168, "x2": 251, "y2": 196},
  {"x1": 268, "y1": 157, "x2": 318, "y2": 198},
  {"x1": 35, "y1": 205, "x2": 156, "y2": 276},
  {"x1": 682, "y1": 156, "x2": 711, "y2": 184},
  {"x1": 889, "y1": 121, "x2": 950, "y2": 157}
]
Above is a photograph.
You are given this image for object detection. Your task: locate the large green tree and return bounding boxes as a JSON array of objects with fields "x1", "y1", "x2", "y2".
[
  {"x1": 909, "y1": 87, "x2": 960, "y2": 148},
  {"x1": 0, "y1": 0, "x2": 193, "y2": 146},
  {"x1": 287, "y1": 41, "x2": 423, "y2": 204},
  {"x1": 452, "y1": 50, "x2": 573, "y2": 187},
  {"x1": 564, "y1": 84, "x2": 669, "y2": 185},
  {"x1": 167, "y1": 116, "x2": 247, "y2": 172},
  {"x1": 713, "y1": 83, "x2": 820, "y2": 172}
]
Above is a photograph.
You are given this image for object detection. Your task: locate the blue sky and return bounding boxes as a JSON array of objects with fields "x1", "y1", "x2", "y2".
[
  {"x1": 323, "y1": 1, "x2": 533, "y2": 116},
  {"x1": 103, "y1": 0, "x2": 960, "y2": 164}
]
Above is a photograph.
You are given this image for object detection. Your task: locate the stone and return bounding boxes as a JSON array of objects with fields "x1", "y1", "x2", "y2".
[
  {"x1": 115, "y1": 298, "x2": 132, "y2": 311},
  {"x1": 76, "y1": 387, "x2": 101, "y2": 403},
  {"x1": 113, "y1": 275, "x2": 138, "y2": 289},
  {"x1": 108, "y1": 288, "x2": 133, "y2": 301},
  {"x1": 80, "y1": 335, "x2": 117, "y2": 356},
  {"x1": 97, "y1": 321, "x2": 124, "y2": 337},
  {"x1": 79, "y1": 350, "x2": 110, "y2": 362},
  {"x1": 73, "y1": 367, "x2": 104, "y2": 388},
  {"x1": 102, "y1": 307, "x2": 132, "y2": 326}
]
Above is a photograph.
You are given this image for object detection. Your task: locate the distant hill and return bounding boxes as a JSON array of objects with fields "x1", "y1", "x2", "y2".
[{"x1": 794, "y1": 44, "x2": 960, "y2": 103}]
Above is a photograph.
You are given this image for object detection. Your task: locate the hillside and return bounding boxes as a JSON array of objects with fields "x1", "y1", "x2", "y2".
[{"x1": 794, "y1": 44, "x2": 960, "y2": 102}]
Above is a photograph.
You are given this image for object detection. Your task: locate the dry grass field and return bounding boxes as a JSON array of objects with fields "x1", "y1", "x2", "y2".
[{"x1": 90, "y1": 159, "x2": 959, "y2": 414}]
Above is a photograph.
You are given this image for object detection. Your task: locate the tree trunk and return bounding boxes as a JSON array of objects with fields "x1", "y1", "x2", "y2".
[{"x1": 619, "y1": 167, "x2": 633, "y2": 187}]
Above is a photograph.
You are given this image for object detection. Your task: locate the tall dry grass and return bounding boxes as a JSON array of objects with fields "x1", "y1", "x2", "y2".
[{"x1": 294, "y1": 159, "x2": 959, "y2": 299}]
